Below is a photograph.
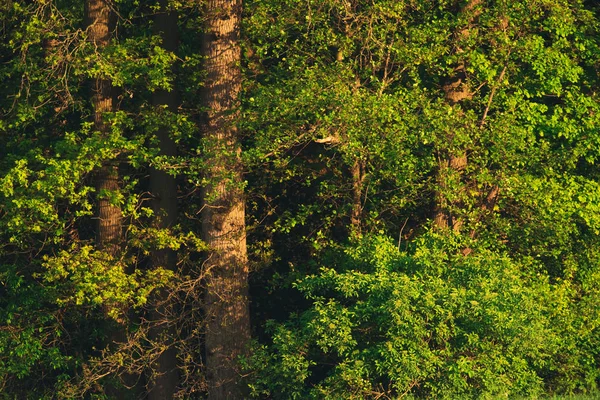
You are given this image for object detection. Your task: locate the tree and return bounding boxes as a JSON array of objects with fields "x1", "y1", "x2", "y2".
[
  {"x1": 201, "y1": 0, "x2": 251, "y2": 397},
  {"x1": 1, "y1": 0, "x2": 600, "y2": 398},
  {"x1": 147, "y1": 1, "x2": 180, "y2": 398},
  {"x1": 0, "y1": 1, "x2": 183, "y2": 396},
  {"x1": 86, "y1": 0, "x2": 120, "y2": 255},
  {"x1": 433, "y1": 0, "x2": 480, "y2": 232},
  {"x1": 242, "y1": 0, "x2": 600, "y2": 397}
]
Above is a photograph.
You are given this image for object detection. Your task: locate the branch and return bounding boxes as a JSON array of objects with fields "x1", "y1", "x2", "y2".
[
  {"x1": 314, "y1": 135, "x2": 340, "y2": 144},
  {"x1": 479, "y1": 60, "x2": 509, "y2": 128}
]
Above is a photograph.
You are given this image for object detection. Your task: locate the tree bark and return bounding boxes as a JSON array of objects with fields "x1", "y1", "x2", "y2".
[
  {"x1": 201, "y1": 1, "x2": 250, "y2": 398},
  {"x1": 147, "y1": 1, "x2": 180, "y2": 398},
  {"x1": 85, "y1": 0, "x2": 129, "y2": 397},
  {"x1": 350, "y1": 159, "x2": 364, "y2": 235},
  {"x1": 86, "y1": 0, "x2": 119, "y2": 261}
]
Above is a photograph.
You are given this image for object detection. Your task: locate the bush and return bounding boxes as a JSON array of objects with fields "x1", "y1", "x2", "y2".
[{"x1": 244, "y1": 234, "x2": 600, "y2": 399}]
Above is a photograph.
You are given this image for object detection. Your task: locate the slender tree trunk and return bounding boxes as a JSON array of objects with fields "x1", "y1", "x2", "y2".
[
  {"x1": 147, "y1": 1, "x2": 180, "y2": 398},
  {"x1": 201, "y1": 1, "x2": 250, "y2": 398}
]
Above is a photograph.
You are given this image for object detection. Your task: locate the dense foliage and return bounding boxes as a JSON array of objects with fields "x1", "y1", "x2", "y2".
[
  {"x1": 245, "y1": 235, "x2": 600, "y2": 398},
  {"x1": 0, "y1": 0, "x2": 599, "y2": 398}
]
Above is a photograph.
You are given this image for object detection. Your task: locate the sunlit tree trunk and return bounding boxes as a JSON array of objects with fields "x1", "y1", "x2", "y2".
[
  {"x1": 147, "y1": 0, "x2": 180, "y2": 398},
  {"x1": 201, "y1": 0, "x2": 250, "y2": 398},
  {"x1": 86, "y1": 0, "x2": 120, "y2": 252},
  {"x1": 351, "y1": 159, "x2": 364, "y2": 235}
]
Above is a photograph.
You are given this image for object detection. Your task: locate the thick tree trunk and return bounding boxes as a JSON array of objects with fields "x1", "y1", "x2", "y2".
[
  {"x1": 147, "y1": 2, "x2": 180, "y2": 399},
  {"x1": 87, "y1": 0, "x2": 119, "y2": 252},
  {"x1": 96, "y1": 161, "x2": 121, "y2": 253},
  {"x1": 201, "y1": 1, "x2": 250, "y2": 398},
  {"x1": 86, "y1": 0, "x2": 120, "y2": 252},
  {"x1": 86, "y1": 0, "x2": 128, "y2": 397}
]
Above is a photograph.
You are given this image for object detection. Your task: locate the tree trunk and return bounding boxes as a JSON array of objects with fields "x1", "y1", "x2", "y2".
[
  {"x1": 96, "y1": 162, "x2": 121, "y2": 253},
  {"x1": 85, "y1": 0, "x2": 128, "y2": 397},
  {"x1": 87, "y1": 0, "x2": 119, "y2": 252},
  {"x1": 350, "y1": 159, "x2": 364, "y2": 235},
  {"x1": 201, "y1": 1, "x2": 250, "y2": 398},
  {"x1": 434, "y1": 153, "x2": 467, "y2": 232},
  {"x1": 147, "y1": 1, "x2": 180, "y2": 399},
  {"x1": 433, "y1": 0, "x2": 480, "y2": 232}
]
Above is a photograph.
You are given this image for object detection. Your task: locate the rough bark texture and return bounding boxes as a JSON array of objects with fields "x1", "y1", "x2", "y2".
[
  {"x1": 95, "y1": 162, "x2": 121, "y2": 253},
  {"x1": 86, "y1": 0, "x2": 120, "y2": 255},
  {"x1": 147, "y1": 2, "x2": 180, "y2": 399},
  {"x1": 201, "y1": 1, "x2": 250, "y2": 398},
  {"x1": 86, "y1": 0, "x2": 129, "y2": 397}
]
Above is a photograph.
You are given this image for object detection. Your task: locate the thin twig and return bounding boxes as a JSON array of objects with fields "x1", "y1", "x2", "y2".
[
  {"x1": 398, "y1": 217, "x2": 409, "y2": 251},
  {"x1": 479, "y1": 53, "x2": 510, "y2": 128}
]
